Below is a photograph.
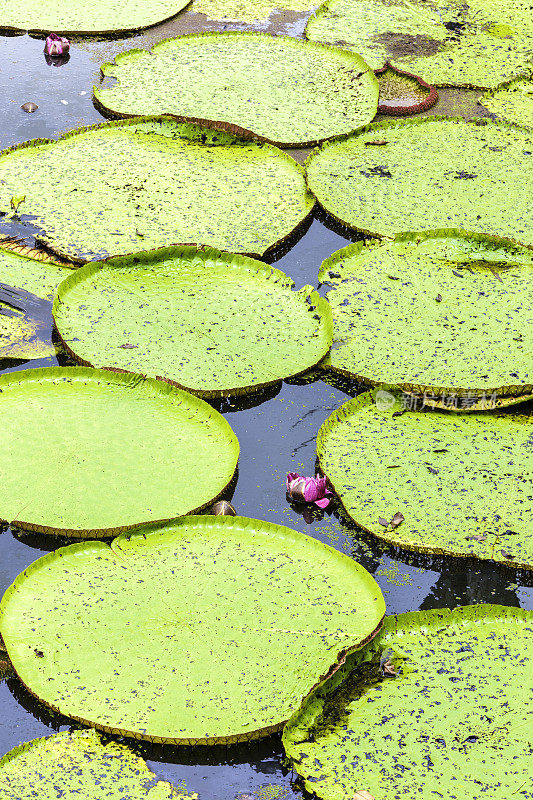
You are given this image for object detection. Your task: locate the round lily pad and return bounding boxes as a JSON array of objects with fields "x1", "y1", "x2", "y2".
[
  {"x1": 192, "y1": 0, "x2": 318, "y2": 23},
  {"x1": 0, "y1": 515, "x2": 385, "y2": 744},
  {"x1": 94, "y1": 33, "x2": 379, "y2": 148},
  {"x1": 0, "y1": 367, "x2": 238, "y2": 536},
  {"x1": 0, "y1": 237, "x2": 73, "y2": 360},
  {"x1": 305, "y1": 117, "x2": 533, "y2": 246},
  {"x1": 319, "y1": 230, "x2": 533, "y2": 400},
  {"x1": 0, "y1": 0, "x2": 191, "y2": 35},
  {"x1": 53, "y1": 246, "x2": 333, "y2": 397},
  {"x1": 283, "y1": 605, "x2": 533, "y2": 800},
  {"x1": 375, "y1": 63, "x2": 438, "y2": 115},
  {"x1": 305, "y1": 0, "x2": 533, "y2": 89},
  {"x1": 479, "y1": 73, "x2": 533, "y2": 128},
  {"x1": 316, "y1": 392, "x2": 533, "y2": 569},
  {"x1": 0, "y1": 117, "x2": 314, "y2": 262},
  {"x1": 0, "y1": 730, "x2": 190, "y2": 799}
]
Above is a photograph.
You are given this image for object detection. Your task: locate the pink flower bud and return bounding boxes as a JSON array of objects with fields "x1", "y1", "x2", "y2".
[
  {"x1": 44, "y1": 33, "x2": 70, "y2": 57},
  {"x1": 286, "y1": 472, "x2": 332, "y2": 508}
]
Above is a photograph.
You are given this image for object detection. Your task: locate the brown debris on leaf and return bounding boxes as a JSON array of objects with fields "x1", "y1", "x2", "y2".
[
  {"x1": 354, "y1": 791, "x2": 375, "y2": 800},
  {"x1": 468, "y1": 533, "x2": 487, "y2": 543},
  {"x1": 382, "y1": 659, "x2": 397, "y2": 677},
  {"x1": 364, "y1": 140, "x2": 389, "y2": 146},
  {"x1": 375, "y1": 62, "x2": 438, "y2": 115},
  {"x1": 379, "y1": 512, "x2": 404, "y2": 529}
]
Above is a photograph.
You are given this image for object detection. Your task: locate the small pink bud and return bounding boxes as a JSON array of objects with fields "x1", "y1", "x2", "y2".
[
  {"x1": 44, "y1": 33, "x2": 70, "y2": 57},
  {"x1": 286, "y1": 472, "x2": 332, "y2": 508}
]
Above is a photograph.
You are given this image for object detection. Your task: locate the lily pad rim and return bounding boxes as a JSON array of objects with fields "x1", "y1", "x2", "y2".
[
  {"x1": 316, "y1": 391, "x2": 533, "y2": 570},
  {"x1": 0, "y1": 0, "x2": 194, "y2": 38},
  {"x1": 305, "y1": 115, "x2": 533, "y2": 244},
  {"x1": 0, "y1": 235, "x2": 73, "y2": 267},
  {"x1": 318, "y1": 228, "x2": 533, "y2": 400},
  {"x1": 0, "y1": 114, "x2": 315, "y2": 263},
  {"x1": 478, "y1": 69, "x2": 533, "y2": 127},
  {"x1": 0, "y1": 513, "x2": 386, "y2": 744},
  {"x1": 52, "y1": 244, "x2": 334, "y2": 398},
  {"x1": 0, "y1": 365, "x2": 239, "y2": 537},
  {"x1": 93, "y1": 30, "x2": 379, "y2": 148},
  {"x1": 375, "y1": 61, "x2": 439, "y2": 115}
]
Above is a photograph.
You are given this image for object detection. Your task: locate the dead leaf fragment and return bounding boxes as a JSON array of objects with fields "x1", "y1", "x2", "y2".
[
  {"x1": 382, "y1": 659, "x2": 397, "y2": 677},
  {"x1": 501, "y1": 551, "x2": 515, "y2": 559},
  {"x1": 435, "y1": 293, "x2": 442, "y2": 302},
  {"x1": 119, "y1": 343, "x2": 138, "y2": 349},
  {"x1": 468, "y1": 533, "x2": 486, "y2": 542},
  {"x1": 354, "y1": 792, "x2": 375, "y2": 800},
  {"x1": 364, "y1": 140, "x2": 388, "y2": 146},
  {"x1": 378, "y1": 517, "x2": 389, "y2": 527},
  {"x1": 390, "y1": 511, "x2": 404, "y2": 528}
]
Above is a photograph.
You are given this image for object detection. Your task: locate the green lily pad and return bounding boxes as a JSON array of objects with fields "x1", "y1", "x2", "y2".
[
  {"x1": 0, "y1": 0, "x2": 191, "y2": 35},
  {"x1": 0, "y1": 237, "x2": 73, "y2": 360},
  {"x1": 305, "y1": 0, "x2": 533, "y2": 89},
  {"x1": 94, "y1": 33, "x2": 378, "y2": 148},
  {"x1": 479, "y1": 73, "x2": 533, "y2": 128},
  {"x1": 306, "y1": 117, "x2": 533, "y2": 246},
  {"x1": 283, "y1": 605, "x2": 533, "y2": 800},
  {"x1": 0, "y1": 515, "x2": 385, "y2": 743},
  {"x1": 53, "y1": 246, "x2": 333, "y2": 397},
  {"x1": 319, "y1": 230, "x2": 533, "y2": 400},
  {"x1": 192, "y1": 0, "x2": 318, "y2": 22},
  {"x1": 316, "y1": 392, "x2": 533, "y2": 568},
  {"x1": 0, "y1": 117, "x2": 314, "y2": 262},
  {"x1": 0, "y1": 729, "x2": 192, "y2": 799},
  {"x1": 0, "y1": 367, "x2": 238, "y2": 536},
  {"x1": 376, "y1": 63, "x2": 438, "y2": 115}
]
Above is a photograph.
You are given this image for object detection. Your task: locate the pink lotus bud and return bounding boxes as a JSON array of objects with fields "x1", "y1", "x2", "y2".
[
  {"x1": 286, "y1": 472, "x2": 332, "y2": 508},
  {"x1": 44, "y1": 33, "x2": 70, "y2": 57}
]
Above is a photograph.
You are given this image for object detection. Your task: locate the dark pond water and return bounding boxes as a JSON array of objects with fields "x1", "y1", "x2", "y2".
[{"x1": 0, "y1": 12, "x2": 531, "y2": 800}]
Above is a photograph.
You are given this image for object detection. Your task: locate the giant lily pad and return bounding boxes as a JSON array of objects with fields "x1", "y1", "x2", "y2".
[
  {"x1": 192, "y1": 0, "x2": 318, "y2": 22},
  {"x1": 0, "y1": 0, "x2": 191, "y2": 35},
  {"x1": 0, "y1": 237, "x2": 73, "y2": 360},
  {"x1": 306, "y1": 117, "x2": 533, "y2": 246},
  {"x1": 0, "y1": 367, "x2": 238, "y2": 536},
  {"x1": 283, "y1": 605, "x2": 533, "y2": 800},
  {"x1": 0, "y1": 730, "x2": 191, "y2": 799},
  {"x1": 316, "y1": 392, "x2": 533, "y2": 568},
  {"x1": 375, "y1": 63, "x2": 438, "y2": 115},
  {"x1": 0, "y1": 117, "x2": 314, "y2": 262},
  {"x1": 479, "y1": 73, "x2": 533, "y2": 128},
  {"x1": 0, "y1": 515, "x2": 385, "y2": 743},
  {"x1": 319, "y1": 231, "x2": 533, "y2": 400},
  {"x1": 53, "y1": 246, "x2": 333, "y2": 397},
  {"x1": 305, "y1": 0, "x2": 533, "y2": 89},
  {"x1": 94, "y1": 33, "x2": 378, "y2": 148}
]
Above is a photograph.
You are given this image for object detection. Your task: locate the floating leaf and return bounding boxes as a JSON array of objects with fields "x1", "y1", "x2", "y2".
[
  {"x1": 0, "y1": 237, "x2": 73, "y2": 360},
  {"x1": 192, "y1": 0, "x2": 318, "y2": 23},
  {"x1": 319, "y1": 231, "x2": 533, "y2": 401},
  {"x1": 389, "y1": 511, "x2": 404, "y2": 528},
  {"x1": 0, "y1": 0, "x2": 191, "y2": 35},
  {"x1": 94, "y1": 33, "x2": 378, "y2": 147},
  {"x1": 10, "y1": 195, "x2": 25, "y2": 213},
  {"x1": 53, "y1": 246, "x2": 333, "y2": 397},
  {"x1": 20, "y1": 103, "x2": 38, "y2": 113},
  {"x1": 305, "y1": 0, "x2": 533, "y2": 88},
  {"x1": 306, "y1": 118, "x2": 533, "y2": 246},
  {"x1": 0, "y1": 117, "x2": 314, "y2": 262},
  {"x1": 283, "y1": 606, "x2": 533, "y2": 800},
  {"x1": 0, "y1": 367, "x2": 238, "y2": 536},
  {"x1": 316, "y1": 392, "x2": 533, "y2": 568},
  {"x1": 479, "y1": 73, "x2": 533, "y2": 129},
  {"x1": 376, "y1": 63, "x2": 437, "y2": 115},
  {"x1": 0, "y1": 515, "x2": 385, "y2": 743},
  {"x1": 0, "y1": 729, "x2": 191, "y2": 798}
]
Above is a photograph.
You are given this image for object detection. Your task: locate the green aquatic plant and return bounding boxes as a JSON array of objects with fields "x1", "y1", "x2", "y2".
[
  {"x1": 94, "y1": 33, "x2": 379, "y2": 147},
  {"x1": 0, "y1": 729, "x2": 195, "y2": 798},
  {"x1": 283, "y1": 605, "x2": 533, "y2": 800},
  {"x1": 0, "y1": 237, "x2": 73, "y2": 360},
  {"x1": 316, "y1": 392, "x2": 533, "y2": 568},
  {"x1": 479, "y1": 72, "x2": 533, "y2": 128},
  {"x1": 0, "y1": 515, "x2": 385, "y2": 743},
  {"x1": 375, "y1": 63, "x2": 438, "y2": 115},
  {"x1": 0, "y1": 367, "x2": 238, "y2": 535},
  {"x1": 305, "y1": 117, "x2": 533, "y2": 246},
  {"x1": 305, "y1": 0, "x2": 533, "y2": 88},
  {"x1": 319, "y1": 230, "x2": 533, "y2": 400},
  {"x1": 53, "y1": 246, "x2": 333, "y2": 397},
  {"x1": 0, "y1": 0, "x2": 191, "y2": 35},
  {"x1": 0, "y1": 117, "x2": 314, "y2": 262}
]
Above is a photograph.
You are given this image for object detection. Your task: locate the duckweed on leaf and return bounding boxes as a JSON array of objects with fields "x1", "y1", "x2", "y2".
[
  {"x1": 316, "y1": 392, "x2": 533, "y2": 568},
  {"x1": 0, "y1": 515, "x2": 385, "y2": 743},
  {"x1": 479, "y1": 72, "x2": 533, "y2": 128},
  {"x1": 283, "y1": 606, "x2": 533, "y2": 800}
]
